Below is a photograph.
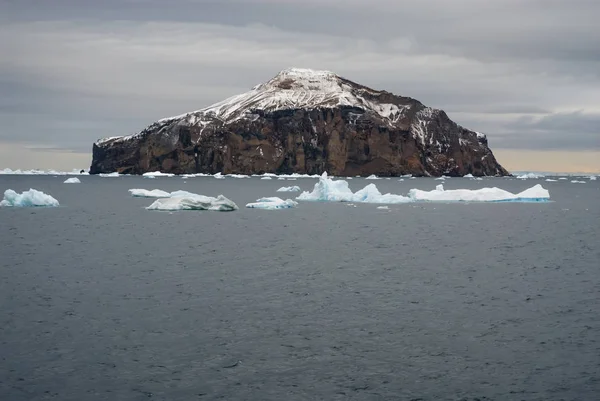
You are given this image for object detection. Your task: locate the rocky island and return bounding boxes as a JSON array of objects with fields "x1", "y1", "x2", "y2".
[{"x1": 90, "y1": 68, "x2": 509, "y2": 177}]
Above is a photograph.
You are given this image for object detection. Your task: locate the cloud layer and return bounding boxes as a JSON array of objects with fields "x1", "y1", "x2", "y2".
[{"x1": 1, "y1": 0, "x2": 598, "y2": 158}]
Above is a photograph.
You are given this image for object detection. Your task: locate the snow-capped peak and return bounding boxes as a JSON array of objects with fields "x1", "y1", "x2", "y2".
[
  {"x1": 156, "y1": 67, "x2": 412, "y2": 124},
  {"x1": 96, "y1": 68, "x2": 426, "y2": 145}
]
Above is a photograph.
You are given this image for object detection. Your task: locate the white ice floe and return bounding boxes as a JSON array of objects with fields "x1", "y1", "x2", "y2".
[
  {"x1": 559, "y1": 177, "x2": 568, "y2": 180},
  {"x1": 516, "y1": 172, "x2": 545, "y2": 179},
  {"x1": 245, "y1": 197, "x2": 298, "y2": 209},
  {"x1": 588, "y1": 175, "x2": 597, "y2": 181},
  {"x1": 377, "y1": 206, "x2": 389, "y2": 210},
  {"x1": 181, "y1": 173, "x2": 211, "y2": 178},
  {"x1": 0, "y1": 168, "x2": 88, "y2": 176},
  {"x1": 260, "y1": 176, "x2": 273, "y2": 180},
  {"x1": 213, "y1": 172, "x2": 226, "y2": 179},
  {"x1": 1, "y1": 189, "x2": 59, "y2": 207},
  {"x1": 297, "y1": 172, "x2": 410, "y2": 203},
  {"x1": 409, "y1": 184, "x2": 550, "y2": 202},
  {"x1": 463, "y1": 174, "x2": 474, "y2": 178},
  {"x1": 226, "y1": 174, "x2": 250, "y2": 179},
  {"x1": 365, "y1": 174, "x2": 381, "y2": 180},
  {"x1": 143, "y1": 171, "x2": 175, "y2": 178},
  {"x1": 146, "y1": 194, "x2": 238, "y2": 211},
  {"x1": 296, "y1": 173, "x2": 550, "y2": 203},
  {"x1": 276, "y1": 186, "x2": 301, "y2": 192},
  {"x1": 129, "y1": 189, "x2": 172, "y2": 198},
  {"x1": 545, "y1": 179, "x2": 558, "y2": 182},
  {"x1": 99, "y1": 172, "x2": 121, "y2": 177},
  {"x1": 571, "y1": 180, "x2": 586, "y2": 184},
  {"x1": 63, "y1": 177, "x2": 81, "y2": 184}
]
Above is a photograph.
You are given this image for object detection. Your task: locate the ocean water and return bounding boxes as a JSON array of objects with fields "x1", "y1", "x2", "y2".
[{"x1": 1, "y1": 175, "x2": 599, "y2": 401}]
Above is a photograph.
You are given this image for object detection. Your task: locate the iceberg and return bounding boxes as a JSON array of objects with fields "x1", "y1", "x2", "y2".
[
  {"x1": 128, "y1": 188, "x2": 171, "y2": 198},
  {"x1": 571, "y1": 180, "x2": 586, "y2": 184},
  {"x1": 64, "y1": 177, "x2": 81, "y2": 184},
  {"x1": 260, "y1": 176, "x2": 272, "y2": 180},
  {"x1": 99, "y1": 172, "x2": 120, "y2": 177},
  {"x1": 277, "y1": 186, "x2": 301, "y2": 192},
  {"x1": 245, "y1": 197, "x2": 298, "y2": 209},
  {"x1": 1, "y1": 189, "x2": 59, "y2": 207},
  {"x1": 296, "y1": 173, "x2": 550, "y2": 204},
  {"x1": 226, "y1": 174, "x2": 250, "y2": 179},
  {"x1": 213, "y1": 172, "x2": 225, "y2": 179},
  {"x1": 297, "y1": 172, "x2": 410, "y2": 203},
  {"x1": 377, "y1": 206, "x2": 389, "y2": 210},
  {"x1": 365, "y1": 174, "x2": 381, "y2": 180},
  {"x1": 409, "y1": 184, "x2": 550, "y2": 202},
  {"x1": 0, "y1": 168, "x2": 88, "y2": 175},
  {"x1": 463, "y1": 173, "x2": 474, "y2": 178},
  {"x1": 146, "y1": 194, "x2": 238, "y2": 211},
  {"x1": 517, "y1": 172, "x2": 544, "y2": 179},
  {"x1": 545, "y1": 179, "x2": 558, "y2": 182},
  {"x1": 143, "y1": 171, "x2": 175, "y2": 178},
  {"x1": 589, "y1": 175, "x2": 597, "y2": 181}
]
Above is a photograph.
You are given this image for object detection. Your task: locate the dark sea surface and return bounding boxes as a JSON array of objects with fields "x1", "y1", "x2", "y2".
[{"x1": 1, "y1": 175, "x2": 599, "y2": 401}]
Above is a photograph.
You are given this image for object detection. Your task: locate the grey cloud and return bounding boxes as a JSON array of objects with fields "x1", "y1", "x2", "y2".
[{"x1": 1, "y1": 0, "x2": 598, "y2": 155}]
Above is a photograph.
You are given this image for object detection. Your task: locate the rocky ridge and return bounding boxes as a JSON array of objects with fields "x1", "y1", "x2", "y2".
[{"x1": 90, "y1": 68, "x2": 509, "y2": 177}]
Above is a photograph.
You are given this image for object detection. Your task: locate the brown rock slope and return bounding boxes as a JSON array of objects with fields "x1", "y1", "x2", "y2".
[{"x1": 90, "y1": 68, "x2": 508, "y2": 177}]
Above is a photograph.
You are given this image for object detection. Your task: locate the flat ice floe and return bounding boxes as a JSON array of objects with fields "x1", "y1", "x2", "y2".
[
  {"x1": 143, "y1": 171, "x2": 175, "y2": 178},
  {"x1": 0, "y1": 168, "x2": 88, "y2": 176},
  {"x1": 1, "y1": 189, "x2": 59, "y2": 207},
  {"x1": 517, "y1": 172, "x2": 545, "y2": 179},
  {"x1": 276, "y1": 186, "x2": 301, "y2": 192},
  {"x1": 64, "y1": 177, "x2": 81, "y2": 184},
  {"x1": 99, "y1": 172, "x2": 121, "y2": 177},
  {"x1": 129, "y1": 188, "x2": 172, "y2": 198},
  {"x1": 147, "y1": 194, "x2": 238, "y2": 211},
  {"x1": 296, "y1": 173, "x2": 550, "y2": 203},
  {"x1": 245, "y1": 197, "x2": 298, "y2": 209},
  {"x1": 409, "y1": 184, "x2": 550, "y2": 202}
]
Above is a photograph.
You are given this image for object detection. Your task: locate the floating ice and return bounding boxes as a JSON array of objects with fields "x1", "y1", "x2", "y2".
[
  {"x1": 181, "y1": 173, "x2": 211, "y2": 178},
  {"x1": 99, "y1": 172, "x2": 120, "y2": 177},
  {"x1": 1, "y1": 189, "x2": 59, "y2": 207},
  {"x1": 558, "y1": 177, "x2": 568, "y2": 180},
  {"x1": 297, "y1": 172, "x2": 410, "y2": 203},
  {"x1": 409, "y1": 184, "x2": 550, "y2": 202},
  {"x1": 588, "y1": 175, "x2": 597, "y2": 181},
  {"x1": 463, "y1": 174, "x2": 474, "y2": 178},
  {"x1": 0, "y1": 168, "x2": 88, "y2": 176},
  {"x1": 245, "y1": 197, "x2": 298, "y2": 209},
  {"x1": 277, "y1": 186, "x2": 301, "y2": 192},
  {"x1": 129, "y1": 189, "x2": 171, "y2": 198},
  {"x1": 146, "y1": 194, "x2": 238, "y2": 211},
  {"x1": 571, "y1": 180, "x2": 586, "y2": 184},
  {"x1": 64, "y1": 177, "x2": 81, "y2": 184},
  {"x1": 260, "y1": 177, "x2": 272, "y2": 180},
  {"x1": 296, "y1": 173, "x2": 550, "y2": 203},
  {"x1": 226, "y1": 174, "x2": 250, "y2": 179},
  {"x1": 545, "y1": 179, "x2": 558, "y2": 182},
  {"x1": 143, "y1": 171, "x2": 175, "y2": 178},
  {"x1": 377, "y1": 206, "x2": 389, "y2": 210},
  {"x1": 365, "y1": 174, "x2": 381, "y2": 180},
  {"x1": 517, "y1": 172, "x2": 544, "y2": 179},
  {"x1": 213, "y1": 172, "x2": 225, "y2": 179}
]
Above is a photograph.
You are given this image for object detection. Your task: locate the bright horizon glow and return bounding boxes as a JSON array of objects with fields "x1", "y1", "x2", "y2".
[{"x1": 0, "y1": 142, "x2": 598, "y2": 174}]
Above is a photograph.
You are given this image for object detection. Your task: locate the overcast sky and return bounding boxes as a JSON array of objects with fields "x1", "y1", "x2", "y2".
[{"x1": 1, "y1": 0, "x2": 599, "y2": 172}]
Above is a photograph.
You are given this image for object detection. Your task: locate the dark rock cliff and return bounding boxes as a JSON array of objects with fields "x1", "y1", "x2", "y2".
[{"x1": 90, "y1": 68, "x2": 508, "y2": 177}]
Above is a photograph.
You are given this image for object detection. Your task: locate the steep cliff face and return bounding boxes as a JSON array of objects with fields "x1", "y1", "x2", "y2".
[{"x1": 90, "y1": 68, "x2": 509, "y2": 176}]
